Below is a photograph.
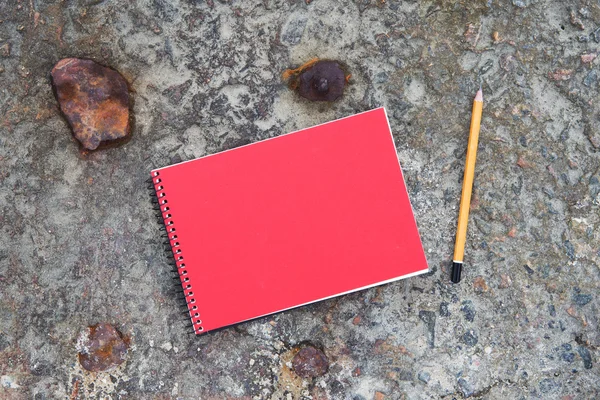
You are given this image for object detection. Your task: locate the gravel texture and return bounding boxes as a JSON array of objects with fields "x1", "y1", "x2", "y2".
[{"x1": 0, "y1": 0, "x2": 599, "y2": 399}]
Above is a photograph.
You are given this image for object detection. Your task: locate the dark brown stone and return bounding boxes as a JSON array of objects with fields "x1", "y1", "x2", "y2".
[
  {"x1": 51, "y1": 58, "x2": 131, "y2": 150},
  {"x1": 77, "y1": 323, "x2": 129, "y2": 372},
  {"x1": 283, "y1": 59, "x2": 348, "y2": 102},
  {"x1": 297, "y1": 61, "x2": 346, "y2": 101},
  {"x1": 291, "y1": 345, "x2": 329, "y2": 378}
]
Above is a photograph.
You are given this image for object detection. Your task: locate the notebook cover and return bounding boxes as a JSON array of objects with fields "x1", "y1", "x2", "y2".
[{"x1": 150, "y1": 108, "x2": 428, "y2": 335}]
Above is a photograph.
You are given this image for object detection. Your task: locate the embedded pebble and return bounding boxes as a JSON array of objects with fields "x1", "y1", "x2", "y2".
[
  {"x1": 0, "y1": 42, "x2": 10, "y2": 57},
  {"x1": 548, "y1": 69, "x2": 572, "y2": 81},
  {"x1": 418, "y1": 371, "x2": 431, "y2": 383},
  {"x1": 374, "y1": 71, "x2": 389, "y2": 83},
  {"x1": 578, "y1": 346, "x2": 592, "y2": 369},
  {"x1": 581, "y1": 53, "x2": 597, "y2": 63},
  {"x1": 419, "y1": 310, "x2": 436, "y2": 348},
  {"x1": 458, "y1": 378, "x2": 474, "y2": 397},
  {"x1": 561, "y1": 351, "x2": 575, "y2": 363},
  {"x1": 499, "y1": 274, "x2": 512, "y2": 288},
  {"x1": 473, "y1": 276, "x2": 489, "y2": 292},
  {"x1": 462, "y1": 330, "x2": 479, "y2": 347},
  {"x1": 573, "y1": 293, "x2": 592, "y2": 306},
  {"x1": 1, "y1": 375, "x2": 20, "y2": 389},
  {"x1": 460, "y1": 300, "x2": 476, "y2": 322},
  {"x1": 281, "y1": 15, "x2": 308, "y2": 45},
  {"x1": 539, "y1": 378, "x2": 561, "y2": 394},
  {"x1": 439, "y1": 302, "x2": 450, "y2": 317},
  {"x1": 583, "y1": 70, "x2": 598, "y2": 87}
]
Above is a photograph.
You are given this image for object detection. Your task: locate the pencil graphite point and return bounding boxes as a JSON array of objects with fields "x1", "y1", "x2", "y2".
[{"x1": 475, "y1": 88, "x2": 483, "y2": 102}]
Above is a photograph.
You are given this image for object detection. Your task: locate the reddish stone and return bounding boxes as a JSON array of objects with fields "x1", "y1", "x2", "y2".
[
  {"x1": 581, "y1": 53, "x2": 597, "y2": 64},
  {"x1": 570, "y1": 10, "x2": 585, "y2": 30},
  {"x1": 548, "y1": 69, "x2": 572, "y2": 81},
  {"x1": 291, "y1": 345, "x2": 329, "y2": 378},
  {"x1": 51, "y1": 58, "x2": 131, "y2": 150},
  {"x1": 464, "y1": 23, "x2": 481, "y2": 47},
  {"x1": 0, "y1": 42, "x2": 10, "y2": 57},
  {"x1": 516, "y1": 156, "x2": 532, "y2": 169},
  {"x1": 473, "y1": 276, "x2": 489, "y2": 292},
  {"x1": 77, "y1": 323, "x2": 129, "y2": 372},
  {"x1": 374, "y1": 392, "x2": 386, "y2": 400},
  {"x1": 499, "y1": 274, "x2": 512, "y2": 289}
]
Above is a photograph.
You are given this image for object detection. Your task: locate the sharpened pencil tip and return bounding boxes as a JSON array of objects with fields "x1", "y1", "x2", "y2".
[{"x1": 475, "y1": 88, "x2": 483, "y2": 102}]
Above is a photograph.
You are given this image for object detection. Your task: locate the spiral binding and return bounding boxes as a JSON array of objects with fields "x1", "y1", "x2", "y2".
[{"x1": 148, "y1": 172, "x2": 204, "y2": 335}]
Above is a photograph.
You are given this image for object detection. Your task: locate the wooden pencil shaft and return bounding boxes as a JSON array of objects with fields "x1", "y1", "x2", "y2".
[{"x1": 453, "y1": 97, "x2": 483, "y2": 263}]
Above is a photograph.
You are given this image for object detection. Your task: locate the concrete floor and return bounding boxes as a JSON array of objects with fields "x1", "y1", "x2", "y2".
[{"x1": 0, "y1": 0, "x2": 598, "y2": 398}]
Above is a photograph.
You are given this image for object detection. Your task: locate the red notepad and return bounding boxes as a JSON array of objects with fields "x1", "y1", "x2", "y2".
[{"x1": 151, "y1": 108, "x2": 428, "y2": 334}]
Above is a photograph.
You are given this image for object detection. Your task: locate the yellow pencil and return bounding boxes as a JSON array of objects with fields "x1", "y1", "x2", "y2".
[{"x1": 452, "y1": 87, "x2": 483, "y2": 283}]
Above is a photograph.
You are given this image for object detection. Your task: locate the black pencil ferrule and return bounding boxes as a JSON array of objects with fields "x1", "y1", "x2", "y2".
[{"x1": 451, "y1": 261, "x2": 462, "y2": 283}]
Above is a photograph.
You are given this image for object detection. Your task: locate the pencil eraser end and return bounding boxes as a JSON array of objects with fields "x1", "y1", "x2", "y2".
[{"x1": 451, "y1": 262, "x2": 463, "y2": 283}]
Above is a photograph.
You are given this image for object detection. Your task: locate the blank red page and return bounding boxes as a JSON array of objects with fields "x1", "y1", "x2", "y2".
[{"x1": 151, "y1": 108, "x2": 428, "y2": 334}]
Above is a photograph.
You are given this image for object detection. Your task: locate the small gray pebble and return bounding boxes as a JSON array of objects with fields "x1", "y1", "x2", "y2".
[
  {"x1": 539, "y1": 378, "x2": 561, "y2": 394},
  {"x1": 439, "y1": 302, "x2": 450, "y2": 317},
  {"x1": 458, "y1": 378, "x2": 474, "y2": 397},
  {"x1": 578, "y1": 346, "x2": 593, "y2": 369},
  {"x1": 460, "y1": 300, "x2": 476, "y2": 322},
  {"x1": 573, "y1": 294, "x2": 592, "y2": 306},
  {"x1": 583, "y1": 70, "x2": 598, "y2": 87},
  {"x1": 281, "y1": 15, "x2": 308, "y2": 45},
  {"x1": 561, "y1": 352, "x2": 575, "y2": 363},
  {"x1": 462, "y1": 330, "x2": 479, "y2": 347},
  {"x1": 374, "y1": 72, "x2": 389, "y2": 83}
]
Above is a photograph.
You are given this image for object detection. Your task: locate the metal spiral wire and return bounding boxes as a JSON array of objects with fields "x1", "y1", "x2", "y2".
[{"x1": 148, "y1": 173, "x2": 203, "y2": 335}]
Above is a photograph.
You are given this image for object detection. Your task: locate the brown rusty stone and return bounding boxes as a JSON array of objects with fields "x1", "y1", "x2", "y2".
[
  {"x1": 77, "y1": 323, "x2": 129, "y2": 372},
  {"x1": 51, "y1": 58, "x2": 130, "y2": 150},
  {"x1": 291, "y1": 345, "x2": 329, "y2": 378}
]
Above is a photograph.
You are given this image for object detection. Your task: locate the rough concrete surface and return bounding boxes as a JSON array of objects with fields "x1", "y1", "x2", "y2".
[{"x1": 0, "y1": 0, "x2": 599, "y2": 399}]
